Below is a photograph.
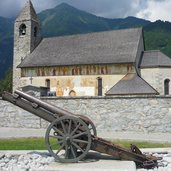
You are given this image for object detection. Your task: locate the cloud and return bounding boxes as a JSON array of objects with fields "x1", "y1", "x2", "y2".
[
  {"x1": 0, "y1": 0, "x2": 171, "y2": 22},
  {"x1": 0, "y1": 0, "x2": 142, "y2": 18},
  {"x1": 136, "y1": 0, "x2": 171, "y2": 21},
  {"x1": 32, "y1": 0, "x2": 58, "y2": 13},
  {"x1": 0, "y1": 0, "x2": 57, "y2": 17},
  {"x1": 55, "y1": 0, "x2": 141, "y2": 19},
  {"x1": 0, "y1": 0, "x2": 26, "y2": 18}
]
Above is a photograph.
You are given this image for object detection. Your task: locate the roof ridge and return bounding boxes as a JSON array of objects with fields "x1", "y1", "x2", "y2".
[
  {"x1": 43, "y1": 27, "x2": 142, "y2": 41},
  {"x1": 144, "y1": 50, "x2": 160, "y2": 53}
]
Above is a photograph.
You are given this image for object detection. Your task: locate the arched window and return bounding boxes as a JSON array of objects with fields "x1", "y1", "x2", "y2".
[
  {"x1": 46, "y1": 79, "x2": 50, "y2": 88},
  {"x1": 19, "y1": 24, "x2": 26, "y2": 36},
  {"x1": 164, "y1": 79, "x2": 170, "y2": 95},
  {"x1": 97, "y1": 77, "x2": 102, "y2": 96},
  {"x1": 34, "y1": 27, "x2": 37, "y2": 37}
]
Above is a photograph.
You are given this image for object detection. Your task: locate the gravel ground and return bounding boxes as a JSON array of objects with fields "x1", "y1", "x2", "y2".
[
  {"x1": 0, "y1": 152, "x2": 54, "y2": 171},
  {"x1": 137, "y1": 151, "x2": 171, "y2": 171},
  {"x1": 0, "y1": 151, "x2": 171, "y2": 171}
]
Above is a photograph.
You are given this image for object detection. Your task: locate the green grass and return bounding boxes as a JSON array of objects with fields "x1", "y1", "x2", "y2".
[
  {"x1": 0, "y1": 138, "x2": 170, "y2": 150},
  {"x1": 113, "y1": 140, "x2": 171, "y2": 149},
  {"x1": 0, "y1": 138, "x2": 47, "y2": 150}
]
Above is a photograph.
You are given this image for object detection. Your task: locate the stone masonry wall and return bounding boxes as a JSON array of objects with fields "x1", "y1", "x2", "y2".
[{"x1": 0, "y1": 96, "x2": 171, "y2": 133}]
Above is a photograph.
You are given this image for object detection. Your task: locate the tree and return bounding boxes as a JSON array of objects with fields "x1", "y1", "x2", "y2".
[{"x1": 0, "y1": 68, "x2": 12, "y2": 96}]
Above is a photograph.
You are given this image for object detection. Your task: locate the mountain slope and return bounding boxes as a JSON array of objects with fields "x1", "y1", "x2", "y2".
[
  {"x1": 38, "y1": 3, "x2": 111, "y2": 37},
  {"x1": 0, "y1": 17, "x2": 14, "y2": 79},
  {"x1": 38, "y1": 3, "x2": 150, "y2": 37},
  {"x1": 144, "y1": 20, "x2": 171, "y2": 58},
  {"x1": 1, "y1": 3, "x2": 171, "y2": 80}
]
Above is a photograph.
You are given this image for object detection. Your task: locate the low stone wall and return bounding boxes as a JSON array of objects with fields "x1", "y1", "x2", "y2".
[{"x1": 0, "y1": 96, "x2": 171, "y2": 133}]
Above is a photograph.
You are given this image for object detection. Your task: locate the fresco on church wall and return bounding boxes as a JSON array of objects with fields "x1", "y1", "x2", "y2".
[
  {"x1": 21, "y1": 64, "x2": 135, "y2": 96},
  {"x1": 23, "y1": 75, "x2": 126, "y2": 96},
  {"x1": 21, "y1": 64, "x2": 135, "y2": 77},
  {"x1": 49, "y1": 77, "x2": 98, "y2": 96}
]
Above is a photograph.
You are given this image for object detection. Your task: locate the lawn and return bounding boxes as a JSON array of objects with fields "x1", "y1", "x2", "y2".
[{"x1": 0, "y1": 138, "x2": 170, "y2": 150}]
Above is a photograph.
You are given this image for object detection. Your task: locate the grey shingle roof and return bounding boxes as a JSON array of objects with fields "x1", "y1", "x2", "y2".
[
  {"x1": 18, "y1": 28, "x2": 142, "y2": 68},
  {"x1": 16, "y1": 0, "x2": 39, "y2": 22},
  {"x1": 105, "y1": 73, "x2": 158, "y2": 95},
  {"x1": 140, "y1": 50, "x2": 171, "y2": 68}
]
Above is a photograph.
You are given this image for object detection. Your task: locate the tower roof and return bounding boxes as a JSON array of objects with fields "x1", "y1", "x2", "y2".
[
  {"x1": 140, "y1": 50, "x2": 171, "y2": 68},
  {"x1": 16, "y1": 0, "x2": 39, "y2": 22}
]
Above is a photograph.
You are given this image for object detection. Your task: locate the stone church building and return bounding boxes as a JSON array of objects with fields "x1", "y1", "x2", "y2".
[{"x1": 13, "y1": 0, "x2": 171, "y2": 96}]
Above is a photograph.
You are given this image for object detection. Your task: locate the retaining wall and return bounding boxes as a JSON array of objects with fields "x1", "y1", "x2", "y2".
[{"x1": 0, "y1": 96, "x2": 171, "y2": 133}]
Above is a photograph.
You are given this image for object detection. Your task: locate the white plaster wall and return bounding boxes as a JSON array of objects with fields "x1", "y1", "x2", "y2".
[
  {"x1": 20, "y1": 74, "x2": 125, "y2": 96},
  {"x1": 141, "y1": 68, "x2": 171, "y2": 95}
]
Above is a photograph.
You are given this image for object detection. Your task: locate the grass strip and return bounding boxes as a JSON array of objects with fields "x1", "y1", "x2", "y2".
[
  {"x1": 0, "y1": 138, "x2": 170, "y2": 150},
  {"x1": 0, "y1": 138, "x2": 46, "y2": 150}
]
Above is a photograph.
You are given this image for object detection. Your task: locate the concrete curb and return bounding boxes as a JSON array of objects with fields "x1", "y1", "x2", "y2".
[{"x1": 1, "y1": 127, "x2": 171, "y2": 143}]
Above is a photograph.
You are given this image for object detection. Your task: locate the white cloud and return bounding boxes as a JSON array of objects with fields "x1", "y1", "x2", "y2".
[
  {"x1": 136, "y1": 0, "x2": 171, "y2": 22},
  {"x1": 0, "y1": 0, "x2": 26, "y2": 17},
  {"x1": 0, "y1": 0, "x2": 142, "y2": 19},
  {"x1": 32, "y1": 0, "x2": 57, "y2": 13},
  {"x1": 0, "y1": 0, "x2": 171, "y2": 22},
  {"x1": 57, "y1": 0, "x2": 141, "y2": 19}
]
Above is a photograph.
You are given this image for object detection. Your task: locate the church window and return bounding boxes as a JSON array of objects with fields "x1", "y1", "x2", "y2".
[
  {"x1": 164, "y1": 79, "x2": 170, "y2": 95},
  {"x1": 19, "y1": 24, "x2": 26, "y2": 36},
  {"x1": 97, "y1": 77, "x2": 102, "y2": 96},
  {"x1": 46, "y1": 79, "x2": 50, "y2": 88},
  {"x1": 34, "y1": 27, "x2": 37, "y2": 37}
]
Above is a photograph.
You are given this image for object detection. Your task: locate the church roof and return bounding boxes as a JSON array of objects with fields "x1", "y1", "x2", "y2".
[
  {"x1": 105, "y1": 73, "x2": 158, "y2": 96},
  {"x1": 140, "y1": 50, "x2": 171, "y2": 68},
  {"x1": 18, "y1": 28, "x2": 142, "y2": 68},
  {"x1": 16, "y1": 0, "x2": 39, "y2": 22}
]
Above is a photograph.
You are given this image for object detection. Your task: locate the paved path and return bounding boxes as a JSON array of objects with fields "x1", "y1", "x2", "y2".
[{"x1": 0, "y1": 127, "x2": 171, "y2": 143}]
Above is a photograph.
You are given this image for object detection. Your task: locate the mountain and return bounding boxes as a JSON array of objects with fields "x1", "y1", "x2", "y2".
[
  {"x1": 1, "y1": 3, "x2": 171, "y2": 80},
  {"x1": 144, "y1": 20, "x2": 171, "y2": 58},
  {"x1": 0, "y1": 17, "x2": 14, "y2": 79},
  {"x1": 39, "y1": 3, "x2": 150, "y2": 37}
]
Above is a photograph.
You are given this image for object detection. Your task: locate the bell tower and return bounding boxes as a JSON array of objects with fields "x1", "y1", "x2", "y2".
[{"x1": 13, "y1": 0, "x2": 42, "y2": 91}]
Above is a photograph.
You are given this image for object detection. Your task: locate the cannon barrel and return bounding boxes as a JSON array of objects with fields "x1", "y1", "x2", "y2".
[
  {"x1": 14, "y1": 90, "x2": 94, "y2": 125},
  {"x1": 3, "y1": 90, "x2": 94, "y2": 125},
  {"x1": 15, "y1": 90, "x2": 75, "y2": 118}
]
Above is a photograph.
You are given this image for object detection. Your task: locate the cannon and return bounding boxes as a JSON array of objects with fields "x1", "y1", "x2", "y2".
[{"x1": 2, "y1": 90, "x2": 161, "y2": 168}]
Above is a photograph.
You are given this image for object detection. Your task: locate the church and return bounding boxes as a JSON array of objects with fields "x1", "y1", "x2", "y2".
[{"x1": 13, "y1": 0, "x2": 171, "y2": 96}]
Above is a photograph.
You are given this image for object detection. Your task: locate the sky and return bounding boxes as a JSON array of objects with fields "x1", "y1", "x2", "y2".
[{"x1": 0, "y1": 0, "x2": 171, "y2": 22}]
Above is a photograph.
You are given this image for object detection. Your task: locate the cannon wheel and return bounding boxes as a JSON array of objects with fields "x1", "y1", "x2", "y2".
[
  {"x1": 45, "y1": 116, "x2": 92, "y2": 163},
  {"x1": 77, "y1": 115, "x2": 97, "y2": 136}
]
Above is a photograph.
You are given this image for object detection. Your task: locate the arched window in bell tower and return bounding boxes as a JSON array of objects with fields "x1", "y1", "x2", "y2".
[
  {"x1": 19, "y1": 24, "x2": 26, "y2": 36},
  {"x1": 34, "y1": 27, "x2": 37, "y2": 37},
  {"x1": 164, "y1": 79, "x2": 170, "y2": 95}
]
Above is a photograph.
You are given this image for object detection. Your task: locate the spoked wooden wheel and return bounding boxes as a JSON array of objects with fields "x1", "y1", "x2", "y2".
[
  {"x1": 45, "y1": 116, "x2": 92, "y2": 163},
  {"x1": 77, "y1": 115, "x2": 97, "y2": 136}
]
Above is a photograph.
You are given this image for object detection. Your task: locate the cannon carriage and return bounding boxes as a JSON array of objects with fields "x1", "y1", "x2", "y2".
[{"x1": 2, "y1": 90, "x2": 161, "y2": 168}]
